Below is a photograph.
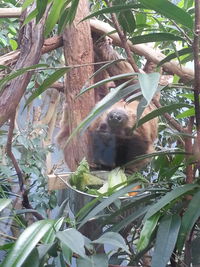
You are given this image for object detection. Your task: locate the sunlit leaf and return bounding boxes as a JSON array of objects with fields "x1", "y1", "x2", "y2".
[
  {"x1": 158, "y1": 47, "x2": 192, "y2": 67},
  {"x1": 0, "y1": 198, "x2": 12, "y2": 212},
  {"x1": 36, "y1": 0, "x2": 48, "y2": 23},
  {"x1": 138, "y1": 72, "x2": 160, "y2": 104},
  {"x1": 138, "y1": 0, "x2": 193, "y2": 29},
  {"x1": 176, "y1": 107, "x2": 195, "y2": 119},
  {"x1": 137, "y1": 212, "x2": 161, "y2": 252},
  {"x1": 152, "y1": 214, "x2": 181, "y2": 267},
  {"x1": 2, "y1": 220, "x2": 55, "y2": 267}
]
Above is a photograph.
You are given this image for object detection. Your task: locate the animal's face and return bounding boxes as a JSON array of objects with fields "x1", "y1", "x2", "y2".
[{"x1": 89, "y1": 101, "x2": 157, "y2": 171}]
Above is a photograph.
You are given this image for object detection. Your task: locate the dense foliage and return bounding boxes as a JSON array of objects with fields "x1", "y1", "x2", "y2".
[{"x1": 1, "y1": 0, "x2": 200, "y2": 266}]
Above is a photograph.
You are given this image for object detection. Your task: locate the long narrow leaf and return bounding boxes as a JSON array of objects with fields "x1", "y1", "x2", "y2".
[
  {"x1": 152, "y1": 214, "x2": 181, "y2": 267},
  {"x1": 130, "y1": 33, "x2": 184, "y2": 45},
  {"x1": 2, "y1": 220, "x2": 55, "y2": 267},
  {"x1": 77, "y1": 182, "x2": 141, "y2": 229},
  {"x1": 177, "y1": 191, "x2": 200, "y2": 253},
  {"x1": 0, "y1": 64, "x2": 48, "y2": 90},
  {"x1": 137, "y1": 212, "x2": 161, "y2": 252},
  {"x1": 135, "y1": 103, "x2": 192, "y2": 129},
  {"x1": 82, "y1": 4, "x2": 142, "y2": 21},
  {"x1": 143, "y1": 184, "x2": 199, "y2": 222},
  {"x1": 24, "y1": 67, "x2": 70, "y2": 109},
  {"x1": 44, "y1": 0, "x2": 65, "y2": 37},
  {"x1": 139, "y1": 0, "x2": 193, "y2": 29},
  {"x1": 158, "y1": 47, "x2": 192, "y2": 67}
]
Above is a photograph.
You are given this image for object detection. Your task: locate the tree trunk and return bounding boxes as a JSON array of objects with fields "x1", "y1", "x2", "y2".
[
  {"x1": 0, "y1": 5, "x2": 48, "y2": 127},
  {"x1": 62, "y1": 0, "x2": 95, "y2": 171}
]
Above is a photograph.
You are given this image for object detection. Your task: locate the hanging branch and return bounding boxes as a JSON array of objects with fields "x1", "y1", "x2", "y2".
[{"x1": 6, "y1": 112, "x2": 44, "y2": 220}]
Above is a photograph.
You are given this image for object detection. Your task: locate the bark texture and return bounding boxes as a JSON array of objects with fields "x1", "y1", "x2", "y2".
[
  {"x1": 0, "y1": 6, "x2": 48, "y2": 127},
  {"x1": 62, "y1": 0, "x2": 95, "y2": 171}
]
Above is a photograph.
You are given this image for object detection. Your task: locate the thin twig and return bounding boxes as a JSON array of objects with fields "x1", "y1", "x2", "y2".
[
  {"x1": 105, "y1": 0, "x2": 140, "y2": 73},
  {"x1": 6, "y1": 112, "x2": 44, "y2": 220}
]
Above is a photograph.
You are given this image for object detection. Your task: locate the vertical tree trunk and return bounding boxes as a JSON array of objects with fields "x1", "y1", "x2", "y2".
[{"x1": 62, "y1": 0, "x2": 95, "y2": 171}]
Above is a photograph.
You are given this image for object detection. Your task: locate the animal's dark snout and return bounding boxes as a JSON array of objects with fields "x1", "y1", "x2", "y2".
[{"x1": 107, "y1": 109, "x2": 128, "y2": 128}]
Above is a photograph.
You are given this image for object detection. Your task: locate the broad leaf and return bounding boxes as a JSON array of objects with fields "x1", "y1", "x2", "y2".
[
  {"x1": 42, "y1": 217, "x2": 65, "y2": 243},
  {"x1": 77, "y1": 254, "x2": 108, "y2": 267},
  {"x1": 57, "y1": 228, "x2": 88, "y2": 259},
  {"x1": 2, "y1": 220, "x2": 55, "y2": 267},
  {"x1": 138, "y1": 72, "x2": 160, "y2": 104},
  {"x1": 92, "y1": 232, "x2": 129, "y2": 253},
  {"x1": 177, "y1": 190, "x2": 200, "y2": 253},
  {"x1": 152, "y1": 214, "x2": 181, "y2": 267},
  {"x1": 138, "y1": 0, "x2": 193, "y2": 29}
]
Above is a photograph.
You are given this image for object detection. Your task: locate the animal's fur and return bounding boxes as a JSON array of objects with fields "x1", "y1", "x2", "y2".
[{"x1": 89, "y1": 100, "x2": 158, "y2": 172}]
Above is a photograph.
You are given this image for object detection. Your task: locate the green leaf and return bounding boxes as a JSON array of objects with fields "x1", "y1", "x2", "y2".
[
  {"x1": 130, "y1": 33, "x2": 184, "y2": 45},
  {"x1": 2, "y1": 220, "x2": 55, "y2": 267},
  {"x1": 22, "y1": 0, "x2": 34, "y2": 10},
  {"x1": 138, "y1": 72, "x2": 160, "y2": 104},
  {"x1": 42, "y1": 217, "x2": 65, "y2": 243},
  {"x1": 108, "y1": 205, "x2": 149, "y2": 233},
  {"x1": 77, "y1": 182, "x2": 141, "y2": 229},
  {"x1": 23, "y1": 9, "x2": 38, "y2": 25},
  {"x1": 176, "y1": 107, "x2": 195, "y2": 119},
  {"x1": 152, "y1": 214, "x2": 181, "y2": 267},
  {"x1": 77, "y1": 254, "x2": 108, "y2": 267},
  {"x1": 24, "y1": 67, "x2": 69, "y2": 108},
  {"x1": 118, "y1": 10, "x2": 136, "y2": 34},
  {"x1": 65, "y1": 0, "x2": 79, "y2": 25},
  {"x1": 0, "y1": 64, "x2": 48, "y2": 91},
  {"x1": 92, "y1": 232, "x2": 129, "y2": 253},
  {"x1": 56, "y1": 228, "x2": 87, "y2": 259},
  {"x1": 44, "y1": 0, "x2": 65, "y2": 37},
  {"x1": 9, "y1": 39, "x2": 18, "y2": 50},
  {"x1": 22, "y1": 248, "x2": 39, "y2": 267},
  {"x1": 137, "y1": 212, "x2": 161, "y2": 252},
  {"x1": 82, "y1": 4, "x2": 142, "y2": 21},
  {"x1": 0, "y1": 199, "x2": 12, "y2": 212},
  {"x1": 135, "y1": 103, "x2": 192, "y2": 129},
  {"x1": 61, "y1": 243, "x2": 73, "y2": 265},
  {"x1": 36, "y1": 0, "x2": 48, "y2": 23},
  {"x1": 138, "y1": 0, "x2": 193, "y2": 29},
  {"x1": 143, "y1": 184, "x2": 199, "y2": 222},
  {"x1": 177, "y1": 191, "x2": 200, "y2": 253},
  {"x1": 158, "y1": 47, "x2": 193, "y2": 67}
]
